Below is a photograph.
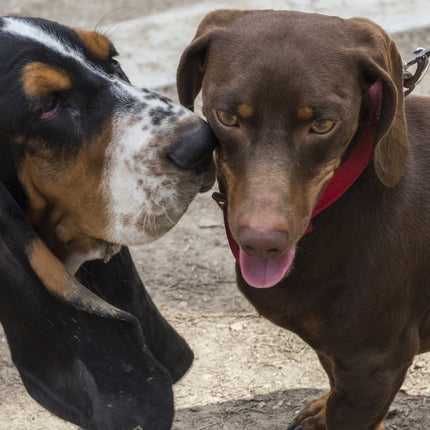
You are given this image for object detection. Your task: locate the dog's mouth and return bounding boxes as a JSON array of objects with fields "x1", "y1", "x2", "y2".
[
  {"x1": 212, "y1": 190, "x2": 296, "y2": 289},
  {"x1": 238, "y1": 246, "x2": 296, "y2": 289}
]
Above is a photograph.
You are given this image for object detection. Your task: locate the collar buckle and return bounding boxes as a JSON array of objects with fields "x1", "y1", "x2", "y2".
[{"x1": 212, "y1": 191, "x2": 228, "y2": 210}]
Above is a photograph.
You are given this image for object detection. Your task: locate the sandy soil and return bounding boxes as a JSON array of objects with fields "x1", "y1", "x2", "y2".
[{"x1": 1, "y1": 1, "x2": 430, "y2": 429}]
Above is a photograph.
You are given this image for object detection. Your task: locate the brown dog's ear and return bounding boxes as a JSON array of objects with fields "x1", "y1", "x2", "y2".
[
  {"x1": 177, "y1": 9, "x2": 245, "y2": 110},
  {"x1": 349, "y1": 18, "x2": 409, "y2": 187}
]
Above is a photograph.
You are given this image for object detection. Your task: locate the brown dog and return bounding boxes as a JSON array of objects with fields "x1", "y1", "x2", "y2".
[{"x1": 177, "y1": 9, "x2": 430, "y2": 430}]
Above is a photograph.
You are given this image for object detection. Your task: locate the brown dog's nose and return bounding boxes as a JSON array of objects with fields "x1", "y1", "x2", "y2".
[
  {"x1": 238, "y1": 226, "x2": 289, "y2": 259},
  {"x1": 167, "y1": 120, "x2": 218, "y2": 174}
]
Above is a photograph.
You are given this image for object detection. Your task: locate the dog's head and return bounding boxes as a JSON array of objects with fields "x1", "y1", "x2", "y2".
[
  {"x1": 177, "y1": 10, "x2": 408, "y2": 288},
  {"x1": 0, "y1": 16, "x2": 216, "y2": 273}
]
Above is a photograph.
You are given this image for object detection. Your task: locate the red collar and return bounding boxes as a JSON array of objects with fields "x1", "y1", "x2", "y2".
[
  {"x1": 215, "y1": 81, "x2": 382, "y2": 262},
  {"x1": 307, "y1": 80, "x2": 382, "y2": 230}
]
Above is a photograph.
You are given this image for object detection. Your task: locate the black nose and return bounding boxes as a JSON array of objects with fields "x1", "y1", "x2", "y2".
[{"x1": 167, "y1": 120, "x2": 218, "y2": 174}]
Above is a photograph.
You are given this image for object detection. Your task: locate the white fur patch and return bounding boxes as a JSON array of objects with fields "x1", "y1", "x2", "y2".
[
  {"x1": 102, "y1": 96, "x2": 202, "y2": 245},
  {"x1": 2, "y1": 17, "x2": 149, "y2": 102},
  {"x1": 2, "y1": 17, "x2": 100, "y2": 75}
]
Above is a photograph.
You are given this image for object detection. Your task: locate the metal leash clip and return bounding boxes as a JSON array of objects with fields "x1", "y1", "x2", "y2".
[{"x1": 403, "y1": 47, "x2": 430, "y2": 96}]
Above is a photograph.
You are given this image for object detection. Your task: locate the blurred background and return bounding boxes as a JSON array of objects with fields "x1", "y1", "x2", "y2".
[{"x1": 4, "y1": 0, "x2": 430, "y2": 90}]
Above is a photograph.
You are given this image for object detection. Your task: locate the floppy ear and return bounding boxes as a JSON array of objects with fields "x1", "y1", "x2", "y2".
[
  {"x1": 80, "y1": 248, "x2": 194, "y2": 384},
  {"x1": 349, "y1": 18, "x2": 409, "y2": 187},
  {"x1": 177, "y1": 9, "x2": 246, "y2": 110},
  {"x1": 0, "y1": 179, "x2": 192, "y2": 429}
]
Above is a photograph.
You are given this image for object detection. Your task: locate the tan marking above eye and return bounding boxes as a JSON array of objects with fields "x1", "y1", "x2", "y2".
[
  {"x1": 74, "y1": 28, "x2": 111, "y2": 60},
  {"x1": 237, "y1": 103, "x2": 254, "y2": 118},
  {"x1": 216, "y1": 110, "x2": 239, "y2": 127},
  {"x1": 298, "y1": 105, "x2": 314, "y2": 120},
  {"x1": 310, "y1": 119, "x2": 335, "y2": 134},
  {"x1": 22, "y1": 62, "x2": 72, "y2": 98}
]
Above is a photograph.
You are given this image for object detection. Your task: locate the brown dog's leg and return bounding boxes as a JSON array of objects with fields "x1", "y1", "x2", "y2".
[
  {"x1": 287, "y1": 354, "x2": 334, "y2": 429},
  {"x1": 318, "y1": 354, "x2": 335, "y2": 389},
  {"x1": 288, "y1": 353, "x2": 409, "y2": 429},
  {"x1": 288, "y1": 392, "x2": 387, "y2": 430}
]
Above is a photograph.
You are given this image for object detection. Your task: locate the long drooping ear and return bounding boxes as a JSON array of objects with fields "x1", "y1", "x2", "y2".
[
  {"x1": 177, "y1": 9, "x2": 245, "y2": 110},
  {"x1": 349, "y1": 18, "x2": 409, "y2": 187},
  {"x1": 0, "y1": 179, "x2": 191, "y2": 429},
  {"x1": 80, "y1": 248, "x2": 194, "y2": 384}
]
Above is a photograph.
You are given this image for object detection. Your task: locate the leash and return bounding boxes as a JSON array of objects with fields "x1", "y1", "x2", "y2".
[
  {"x1": 403, "y1": 47, "x2": 430, "y2": 95},
  {"x1": 212, "y1": 81, "x2": 382, "y2": 262}
]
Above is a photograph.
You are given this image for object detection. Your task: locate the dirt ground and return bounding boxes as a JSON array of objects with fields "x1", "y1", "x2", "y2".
[{"x1": 1, "y1": 1, "x2": 430, "y2": 429}]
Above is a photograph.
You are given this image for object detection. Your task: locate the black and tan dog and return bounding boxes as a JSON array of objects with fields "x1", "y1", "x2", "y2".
[
  {"x1": 0, "y1": 16, "x2": 216, "y2": 430},
  {"x1": 178, "y1": 9, "x2": 430, "y2": 430}
]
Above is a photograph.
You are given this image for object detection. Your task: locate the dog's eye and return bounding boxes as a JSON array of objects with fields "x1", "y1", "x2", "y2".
[
  {"x1": 111, "y1": 58, "x2": 120, "y2": 70},
  {"x1": 110, "y1": 58, "x2": 122, "y2": 76},
  {"x1": 216, "y1": 110, "x2": 239, "y2": 127},
  {"x1": 109, "y1": 57, "x2": 130, "y2": 83},
  {"x1": 38, "y1": 96, "x2": 60, "y2": 121},
  {"x1": 310, "y1": 120, "x2": 335, "y2": 134}
]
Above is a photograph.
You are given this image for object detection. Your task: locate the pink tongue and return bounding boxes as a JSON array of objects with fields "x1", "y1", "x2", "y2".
[{"x1": 239, "y1": 247, "x2": 296, "y2": 289}]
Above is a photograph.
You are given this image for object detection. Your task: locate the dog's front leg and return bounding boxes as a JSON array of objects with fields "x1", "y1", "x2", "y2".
[{"x1": 288, "y1": 346, "x2": 414, "y2": 430}]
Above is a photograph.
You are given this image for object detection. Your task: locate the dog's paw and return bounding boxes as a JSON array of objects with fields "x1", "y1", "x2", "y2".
[
  {"x1": 287, "y1": 393, "x2": 329, "y2": 430},
  {"x1": 287, "y1": 393, "x2": 386, "y2": 430}
]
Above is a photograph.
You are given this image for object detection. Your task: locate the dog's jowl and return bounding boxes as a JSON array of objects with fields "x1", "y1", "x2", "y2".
[
  {"x1": 178, "y1": 9, "x2": 430, "y2": 430},
  {"x1": 0, "y1": 16, "x2": 216, "y2": 430}
]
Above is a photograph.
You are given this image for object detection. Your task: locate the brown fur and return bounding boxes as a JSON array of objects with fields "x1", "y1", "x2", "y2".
[
  {"x1": 26, "y1": 238, "x2": 72, "y2": 298},
  {"x1": 297, "y1": 105, "x2": 314, "y2": 121},
  {"x1": 237, "y1": 103, "x2": 254, "y2": 118},
  {"x1": 177, "y1": 9, "x2": 430, "y2": 429},
  {"x1": 22, "y1": 62, "x2": 72, "y2": 98},
  {"x1": 18, "y1": 123, "x2": 112, "y2": 262},
  {"x1": 74, "y1": 28, "x2": 111, "y2": 60}
]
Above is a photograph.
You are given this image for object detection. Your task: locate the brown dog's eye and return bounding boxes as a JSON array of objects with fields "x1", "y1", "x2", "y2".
[
  {"x1": 310, "y1": 120, "x2": 335, "y2": 134},
  {"x1": 216, "y1": 110, "x2": 239, "y2": 127}
]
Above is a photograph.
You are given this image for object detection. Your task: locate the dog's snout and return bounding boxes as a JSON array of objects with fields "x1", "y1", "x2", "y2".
[
  {"x1": 238, "y1": 226, "x2": 289, "y2": 259},
  {"x1": 167, "y1": 120, "x2": 217, "y2": 174}
]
